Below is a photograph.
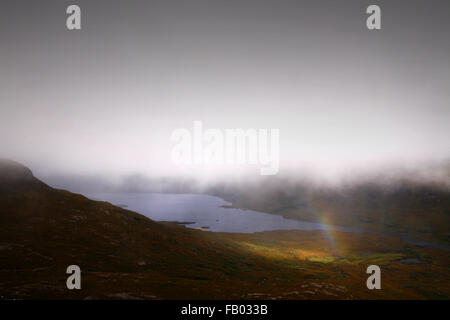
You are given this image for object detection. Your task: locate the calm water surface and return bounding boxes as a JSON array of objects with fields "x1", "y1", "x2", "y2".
[
  {"x1": 84, "y1": 192, "x2": 363, "y2": 233},
  {"x1": 83, "y1": 192, "x2": 449, "y2": 250}
]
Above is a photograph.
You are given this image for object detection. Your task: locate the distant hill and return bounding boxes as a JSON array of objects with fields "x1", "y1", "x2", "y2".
[{"x1": 207, "y1": 175, "x2": 450, "y2": 245}]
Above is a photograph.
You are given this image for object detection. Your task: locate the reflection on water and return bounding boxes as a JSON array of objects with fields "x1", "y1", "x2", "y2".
[
  {"x1": 84, "y1": 192, "x2": 362, "y2": 233},
  {"x1": 83, "y1": 192, "x2": 450, "y2": 251}
]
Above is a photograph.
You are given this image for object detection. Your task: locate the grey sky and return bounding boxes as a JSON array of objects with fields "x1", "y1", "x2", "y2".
[{"x1": 1, "y1": 0, "x2": 449, "y2": 180}]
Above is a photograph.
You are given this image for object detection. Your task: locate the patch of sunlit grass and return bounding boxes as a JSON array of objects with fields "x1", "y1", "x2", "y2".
[
  {"x1": 233, "y1": 240, "x2": 331, "y2": 264},
  {"x1": 307, "y1": 256, "x2": 336, "y2": 263},
  {"x1": 337, "y1": 253, "x2": 406, "y2": 265}
]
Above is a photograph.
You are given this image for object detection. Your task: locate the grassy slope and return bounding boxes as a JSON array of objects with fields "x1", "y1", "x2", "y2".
[{"x1": 0, "y1": 160, "x2": 449, "y2": 299}]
